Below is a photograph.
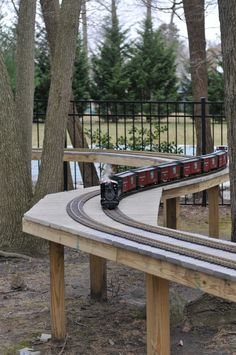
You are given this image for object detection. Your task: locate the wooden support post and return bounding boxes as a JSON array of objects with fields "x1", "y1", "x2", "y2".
[
  {"x1": 208, "y1": 185, "x2": 219, "y2": 238},
  {"x1": 163, "y1": 197, "x2": 180, "y2": 229},
  {"x1": 146, "y1": 274, "x2": 170, "y2": 355},
  {"x1": 90, "y1": 255, "x2": 107, "y2": 300},
  {"x1": 49, "y1": 241, "x2": 66, "y2": 340}
]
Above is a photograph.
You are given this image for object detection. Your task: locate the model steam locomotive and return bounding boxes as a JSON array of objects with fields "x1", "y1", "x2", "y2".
[{"x1": 100, "y1": 149, "x2": 228, "y2": 210}]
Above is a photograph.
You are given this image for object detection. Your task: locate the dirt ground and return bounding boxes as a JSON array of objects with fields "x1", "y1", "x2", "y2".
[{"x1": 0, "y1": 205, "x2": 235, "y2": 355}]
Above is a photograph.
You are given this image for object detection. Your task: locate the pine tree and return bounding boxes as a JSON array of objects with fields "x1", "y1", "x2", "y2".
[
  {"x1": 91, "y1": 0, "x2": 130, "y2": 102},
  {"x1": 73, "y1": 37, "x2": 91, "y2": 102},
  {"x1": 127, "y1": 17, "x2": 178, "y2": 101},
  {"x1": 34, "y1": 28, "x2": 51, "y2": 109}
]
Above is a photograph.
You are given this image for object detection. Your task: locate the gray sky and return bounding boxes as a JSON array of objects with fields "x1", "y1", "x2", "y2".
[
  {"x1": 87, "y1": 0, "x2": 220, "y2": 51},
  {"x1": 0, "y1": 0, "x2": 220, "y2": 49}
]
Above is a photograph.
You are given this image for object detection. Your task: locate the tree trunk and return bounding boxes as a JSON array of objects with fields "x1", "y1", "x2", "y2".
[
  {"x1": 82, "y1": 0, "x2": 88, "y2": 58},
  {"x1": 15, "y1": 0, "x2": 37, "y2": 177},
  {"x1": 0, "y1": 54, "x2": 42, "y2": 254},
  {"x1": 184, "y1": 293, "x2": 236, "y2": 329},
  {"x1": 218, "y1": 1, "x2": 236, "y2": 242},
  {"x1": 34, "y1": 0, "x2": 82, "y2": 201},
  {"x1": 40, "y1": 0, "x2": 99, "y2": 187},
  {"x1": 0, "y1": 1, "x2": 44, "y2": 254},
  {"x1": 183, "y1": 0, "x2": 213, "y2": 155}
]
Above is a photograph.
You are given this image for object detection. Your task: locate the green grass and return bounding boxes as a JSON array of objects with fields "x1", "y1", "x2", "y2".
[{"x1": 32, "y1": 120, "x2": 228, "y2": 149}]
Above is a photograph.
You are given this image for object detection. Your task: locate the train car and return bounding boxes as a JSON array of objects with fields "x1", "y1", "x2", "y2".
[
  {"x1": 179, "y1": 157, "x2": 202, "y2": 177},
  {"x1": 201, "y1": 154, "x2": 218, "y2": 173},
  {"x1": 100, "y1": 152, "x2": 228, "y2": 210},
  {"x1": 112, "y1": 171, "x2": 137, "y2": 193},
  {"x1": 157, "y1": 162, "x2": 180, "y2": 183},
  {"x1": 100, "y1": 180, "x2": 120, "y2": 209},
  {"x1": 135, "y1": 166, "x2": 158, "y2": 188},
  {"x1": 215, "y1": 150, "x2": 228, "y2": 168},
  {"x1": 215, "y1": 145, "x2": 228, "y2": 152}
]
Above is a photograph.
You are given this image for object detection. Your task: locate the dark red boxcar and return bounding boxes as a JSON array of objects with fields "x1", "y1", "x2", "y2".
[
  {"x1": 135, "y1": 166, "x2": 158, "y2": 188},
  {"x1": 157, "y1": 162, "x2": 180, "y2": 182},
  {"x1": 216, "y1": 145, "x2": 228, "y2": 152},
  {"x1": 215, "y1": 150, "x2": 228, "y2": 168},
  {"x1": 179, "y1": 158, "x2": 201, "y2": 177},
  {"x1": 201, "y1": 154, "x2": 218, "y2": 172},
  {"x1": 112, "y1": 171, "x2": 136, "y2": 193}
]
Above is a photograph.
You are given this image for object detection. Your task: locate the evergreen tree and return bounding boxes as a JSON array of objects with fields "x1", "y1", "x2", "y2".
[
  {"x1": 73, "y1": 36, "x2": 91, "y2": 102},
  {"x1": 34, "y1": 28, "x2": 51, "y2": 108},
  {"x1": 91, "y1": 0, "x2": 130, "y2": 102},
  {"x1": 180, "y1": 59, "x2": 224, "y2": 105},
  {"x1": 208, "y1": 61, "x2": 224, "y2": 102},
  {"x1": 127, "y1": 18, "x2": 178, "y2": 102}
]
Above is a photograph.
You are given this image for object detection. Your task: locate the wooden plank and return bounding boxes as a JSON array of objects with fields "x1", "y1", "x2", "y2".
[
  {"x1": 23, "y1": 219, "x2": 236, "y2": 302},
  {"x1": 49, "y1": 242, "x2": 66, "y2": 340},
  {"x1": 208, "y1": 186, "x2": 219, "y2": 238},
  {"x1": 117, "y1": 249, "x2": 236, "y2": 303},
  {"x1": 32, "y1": 148, "x2": 173, "y2": 167},
  {"x1": 90, "y1": 255, "x2": 107, "y2": 300},
  {"x1": 162, "y1": 169, "x2": 229, "y2": 199},
  {"x1": 163, "y1": 197, "x2": 179, "y2": 229},
  {"x1": 146, "y1": 274, "x2": 170, "y2": 355}
]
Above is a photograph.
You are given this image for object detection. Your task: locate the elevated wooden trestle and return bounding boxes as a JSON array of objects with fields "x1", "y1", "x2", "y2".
[{"x1": 23, "y1": 149, "x2": 234, "y2": 355}]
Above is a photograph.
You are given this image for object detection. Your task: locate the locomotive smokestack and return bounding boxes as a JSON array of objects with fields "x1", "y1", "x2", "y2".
[{"x1": 100, "y1": 164, "x2": 113, "y2": 183}]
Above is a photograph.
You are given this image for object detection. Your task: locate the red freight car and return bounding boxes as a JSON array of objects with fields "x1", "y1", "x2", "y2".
[
  {"x1": 135, "y1": 166, "x2": 158, "y2": 188},
  {"x1": 112, "y1": 171, "x2": 137, "y2": 193},
  {"x1": 201, "y1": 154, "x2": 218, "y2": 172},
  {"x1": 157, "y1": 162, "x2": 180, "y2": 183},
  {"x1": 179, "y1": 157, "x2": 202, "y2": 177},
  {"x1": 215, "y1": 145, "x2": 228, "y2": 152},
  {"x1": 215, "y1": 150, "x2": 228, "y2": 168}
]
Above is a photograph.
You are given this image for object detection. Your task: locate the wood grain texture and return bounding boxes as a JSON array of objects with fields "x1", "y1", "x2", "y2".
[
  {"x1": 163, "y1": 197, "x2": 180, "y2": 229},
  {"x1": 208, "y1": 186, "x2": 219, "y2": 238},
  {"x1": 49, "y1": 242, "x2": 66, "y2": 339},
  {"x1": 90, "y1": 255, "x2": 107, "y2": 300},
  {"x1": 146, "y1": 275, "x2": 170, "y2": 355},
  {"x1": 23, "y1": 219, "x2": 236, "y2": 302}
]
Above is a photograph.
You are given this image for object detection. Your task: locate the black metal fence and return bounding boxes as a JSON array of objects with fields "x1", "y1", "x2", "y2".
[{"x1": 32, "y1": 98, "x2": 229, "y2": 204}]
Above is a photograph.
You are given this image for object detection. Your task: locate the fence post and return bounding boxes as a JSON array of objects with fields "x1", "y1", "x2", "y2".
[
  {"x1": 201, "y1": 97, "x2": 206, "y2": 155},
  {"x1": 201, "y1": 97, "x2": 207, "y2": 206},
  {"x1": 63, "y1": 136, "x2": 68, "y2": 191}
]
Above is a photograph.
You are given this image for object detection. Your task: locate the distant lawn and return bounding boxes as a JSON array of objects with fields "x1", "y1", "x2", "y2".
[{"x1": 32, "y1": 119, "x2": 227, "y2": 150}]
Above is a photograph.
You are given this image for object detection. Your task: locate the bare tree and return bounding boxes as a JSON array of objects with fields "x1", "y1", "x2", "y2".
[
  {"x1": 0, "y1": 0, "x2": 37, "y2": 253},
  {"x1": 82, "y1": 0, "x2": 88, "y2": 58},
  {"x1": 218, "y1": 0, "x2": 236, "y2": 242},
  {"x1": 0, "y1": 0, "x2": 82, "y2": 254},
  {"x1": 34, "y1": 0, "x2": 82, "y2": 200},
  {"x1": 40, "y1": 0, "x2": 99, "y2": 188},
  {"x1": 183, "y1": 0, "x2": 213, "y2": 154},
  {"x1": 15, "y1": 0, "x2": 36, "y2": 176}
]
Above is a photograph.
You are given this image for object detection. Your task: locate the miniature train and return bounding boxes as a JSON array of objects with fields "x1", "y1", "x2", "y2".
[{"x1": 100, "y1": 149, "x2": 228, "y2": 210}]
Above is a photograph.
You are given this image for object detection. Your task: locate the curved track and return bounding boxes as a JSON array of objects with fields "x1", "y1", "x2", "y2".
[{"x1": 67, "y1": 188, "x2": 236, "y2": 271}]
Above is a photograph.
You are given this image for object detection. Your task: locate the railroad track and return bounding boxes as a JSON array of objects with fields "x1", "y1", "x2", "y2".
[{"x1": 67, "y1": 189, "x2": 236, "y2": 271}]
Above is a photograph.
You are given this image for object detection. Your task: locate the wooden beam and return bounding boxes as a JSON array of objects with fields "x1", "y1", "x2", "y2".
[
  {"x1": 162, "y1": 169, "x2": 229, "y2": 199},
  {"x1": 49, "y1": 242, "x2": 66, "y2": 340},
  {"x1": 90, "y1": 255, "x2": 107, "y2": 300},
  {"x1": 23, "y1": 219, "x2": 236, "y2": 302},
  {"x1": 208, "y1": 185, "x2": 219, "y2": 238},
  {"x1": 31, "y1": 148, "x2": 187, "y2": 167},
  {"x1": 163, "y1": 197, "x2": 180, "y2": 229},
  {"x1": 146, "y1": 274, "x2": 170, "y2": 355}
]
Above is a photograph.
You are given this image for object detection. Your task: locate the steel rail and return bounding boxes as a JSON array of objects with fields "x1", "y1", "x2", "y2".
[
  {"x1": 66, "y1": 190, "x2": 236, "y2": 271},
  {"x1": 104, "y1": 207, "x2": 236, "y2": 254}
]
